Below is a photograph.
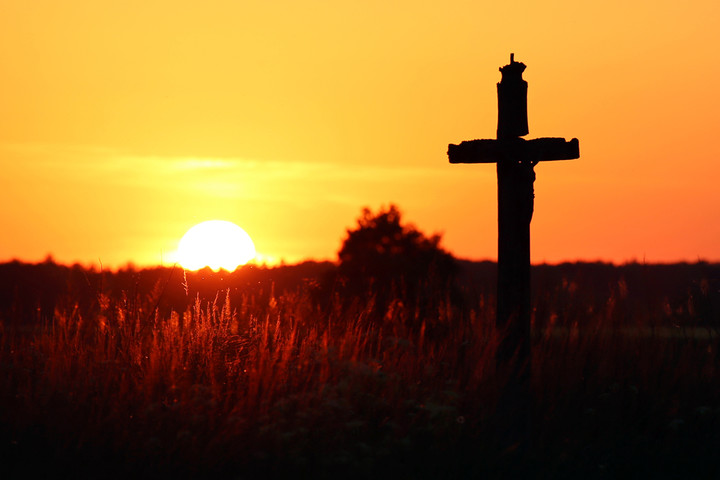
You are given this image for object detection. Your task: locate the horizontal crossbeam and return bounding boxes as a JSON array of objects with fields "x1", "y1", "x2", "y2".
[{"x1": 448, "y1": 137, "x2": 579, "y2": 164}]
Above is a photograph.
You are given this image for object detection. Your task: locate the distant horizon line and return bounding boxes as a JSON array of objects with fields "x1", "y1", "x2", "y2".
[{"x1": 2, "y1": 255, "x2": 718, "y2": 272}]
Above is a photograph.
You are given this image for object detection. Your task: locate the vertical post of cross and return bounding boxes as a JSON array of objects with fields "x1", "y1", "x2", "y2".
[
  {"x1": 495, "y1": 54, "x2": 533, "y2": 390},
  {"x1": 494, "y1": 54, "x2": 534, "y2": 450}
]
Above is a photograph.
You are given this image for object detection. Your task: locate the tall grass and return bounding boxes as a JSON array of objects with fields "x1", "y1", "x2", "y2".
[{"x1": 1, "y1": 273, "x2": 719, "y2": 479}]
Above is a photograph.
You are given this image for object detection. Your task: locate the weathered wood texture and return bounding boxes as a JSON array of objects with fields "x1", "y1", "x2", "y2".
[{"x1": 447, "y1": 54, "x2": 580, "y2": 450}]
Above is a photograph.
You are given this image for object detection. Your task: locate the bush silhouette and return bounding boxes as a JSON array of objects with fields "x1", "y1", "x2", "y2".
[{"x1": 337, "y1": 205, "x2": 457, "y2": 318}]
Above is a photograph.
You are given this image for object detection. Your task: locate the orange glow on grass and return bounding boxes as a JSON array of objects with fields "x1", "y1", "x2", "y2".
[{"x1": 176, "y1": 220, "x2": 256, "y2": 271}]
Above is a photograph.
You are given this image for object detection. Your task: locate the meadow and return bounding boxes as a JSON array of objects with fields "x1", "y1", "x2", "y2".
[{"x1": 1, "y1": 260, "x2": 719, "y2": 479}]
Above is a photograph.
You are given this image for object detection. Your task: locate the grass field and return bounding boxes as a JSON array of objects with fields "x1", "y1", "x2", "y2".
[{"x1": 1, "y1": 261, "x2": 719, "y2": 479}]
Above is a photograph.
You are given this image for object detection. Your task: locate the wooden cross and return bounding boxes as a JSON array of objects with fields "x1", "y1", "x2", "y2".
[{"x1": 448, "y1": 54, "x2": 579, "y2": 445}]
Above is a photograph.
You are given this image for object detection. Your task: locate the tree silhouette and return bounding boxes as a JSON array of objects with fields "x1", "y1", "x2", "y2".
[{"x1": 337, "y1": 205, "x2": 457, "y2": 318}]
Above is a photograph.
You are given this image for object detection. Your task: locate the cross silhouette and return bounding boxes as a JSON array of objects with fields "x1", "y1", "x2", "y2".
[{"x1": 448, "y1": 54, "x2": 580, "y2": 445}]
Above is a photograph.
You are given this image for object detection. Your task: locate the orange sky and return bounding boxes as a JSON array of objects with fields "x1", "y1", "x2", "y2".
[{"x1": 1, "y1": 0, "x2": 719, "y2": 268}]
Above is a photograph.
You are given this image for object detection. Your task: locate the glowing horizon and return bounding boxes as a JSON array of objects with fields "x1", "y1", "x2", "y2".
[{"x1": 1, "y1": 1, "x2": 718, "y2": 268}]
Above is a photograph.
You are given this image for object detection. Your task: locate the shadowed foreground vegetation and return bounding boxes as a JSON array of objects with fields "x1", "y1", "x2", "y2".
[{"x1": 0, "y1": 260, "x2": 719, "y2": 479}]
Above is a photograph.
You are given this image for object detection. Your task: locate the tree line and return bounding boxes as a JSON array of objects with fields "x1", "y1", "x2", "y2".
[{"x1": 1, "y1": 205, "x2": 718, "y2": 330}]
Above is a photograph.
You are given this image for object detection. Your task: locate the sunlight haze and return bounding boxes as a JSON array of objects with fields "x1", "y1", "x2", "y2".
[{"x1": 1, "y1": 0, "x2": 718, "y2": 267}]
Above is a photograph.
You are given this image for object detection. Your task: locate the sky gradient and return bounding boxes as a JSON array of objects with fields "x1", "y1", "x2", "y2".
[{"x1": 1, "y1": 0, "x2": 719, "y2": 267}]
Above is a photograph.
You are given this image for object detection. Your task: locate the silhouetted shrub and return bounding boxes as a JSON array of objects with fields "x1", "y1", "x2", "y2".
[{"x1": 336, "y1": 205, "x2": 458, "y2": 321}]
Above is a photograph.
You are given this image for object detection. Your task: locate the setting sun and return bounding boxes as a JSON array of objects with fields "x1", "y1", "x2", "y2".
[{"x1": 176, "y1": 220, "x2": 256, "y2": 271}]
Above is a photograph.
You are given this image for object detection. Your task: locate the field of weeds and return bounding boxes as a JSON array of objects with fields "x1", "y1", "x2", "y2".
[{"x1": 1, "y1": 261, "x2": 719, "y2": 479}]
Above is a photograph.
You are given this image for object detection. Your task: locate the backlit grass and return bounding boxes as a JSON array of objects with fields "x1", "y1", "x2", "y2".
[{"x1": 1, "y1": 267, "x2": 719, "y2": 479}]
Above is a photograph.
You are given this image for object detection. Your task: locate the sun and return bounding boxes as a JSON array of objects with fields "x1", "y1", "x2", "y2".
[{"x1": 176, "y1": 220, "x2": 256, "y2": 271}]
